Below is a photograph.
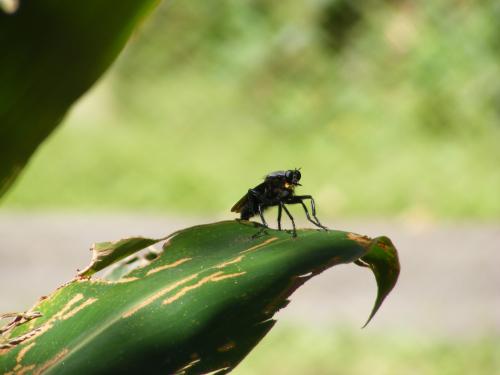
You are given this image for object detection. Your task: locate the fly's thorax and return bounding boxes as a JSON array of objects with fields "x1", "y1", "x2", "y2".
[{"x1": 276, "y1": 186, "x2": 294, "y2": 199}]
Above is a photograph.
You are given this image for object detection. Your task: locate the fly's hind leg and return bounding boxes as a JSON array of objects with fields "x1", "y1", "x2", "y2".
[
  {"x1": 250, "y1": 203, "x2": 270, "y2": 238},
  {"x1": 258, "y1": 203, "x2": 268, "y2": 228},
  {"x1": 248, "y1": 196, "x2": 269, "y2": 238},
  {"x1": 250, "y1": 205, "x2": 269, "y2": 237},
  {"x1": 245, "y1": 189, "x2": 268, "y2": 227},
  {"x1": 277, "y1": 204, "x2": 283, "y2": 231}
]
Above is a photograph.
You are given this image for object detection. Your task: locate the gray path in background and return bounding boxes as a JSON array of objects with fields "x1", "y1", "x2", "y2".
[{"x1": 0, "y1": 213, "x2": 499, "y2": 337}]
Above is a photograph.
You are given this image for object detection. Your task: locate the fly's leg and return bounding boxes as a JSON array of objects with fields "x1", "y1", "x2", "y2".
[
  {"x1": 281, "y1": 202, "x2": 297, "y2": 237},
  {"x1": 247, "y1": 190, "x2": 269, "y2": 239},
  {"x1": 288, "y1": 195, "x2": 328, "y2": 231},
  {"x1": 308, "y1": 196, "x2": 323, "y2": 227},
  {"x1": 258, "y1": 203, "x2": 268, "y2": 227},
  {"x1": 277, "y1": 204, "x2": 282, "y2": 231},
  {"x1": 251, "y1": 226, "x2": 268, "y2": 239},
  {"x1": 298, "y1": 200, "x2": 317, "y2": 226},
  {"x1": 304, "y1": 198, "x2": 328, "y2": 230},
  {"x1": 251, "y1": 206, "x2": 268, "y2": 239},
  {"x1": 246, "y1": 189, "x2": 269, "y2": 228}
]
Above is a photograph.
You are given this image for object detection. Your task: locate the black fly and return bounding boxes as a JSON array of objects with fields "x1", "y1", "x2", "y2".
[{"x1": 231, "y1": 169, "x2": 328, "y2": 237}]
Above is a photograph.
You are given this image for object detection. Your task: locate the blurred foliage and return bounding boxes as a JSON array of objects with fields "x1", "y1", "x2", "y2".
[
  {"x1": 3, "y1": 0, "x2": 500, "y2": 219},
  {"x1": 237, "y1": 325, "x2": 500, "y2": 375},
  {"x1": 0, "y1": 0, "x2": 159, "y2": 198}
]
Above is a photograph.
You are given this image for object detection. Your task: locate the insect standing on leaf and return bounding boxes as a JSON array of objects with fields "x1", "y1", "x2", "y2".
[{"x1": 231, "y1": 169, "x2": 328, "y2": 237}]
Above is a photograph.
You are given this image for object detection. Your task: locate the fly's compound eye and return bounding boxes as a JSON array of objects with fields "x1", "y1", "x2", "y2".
[
  {"x1": 285, "y1": 170, "x2": 294, "y2": 181},
  {"x1": 294, "y1": 170, "x2": 301, "y2": 181}
]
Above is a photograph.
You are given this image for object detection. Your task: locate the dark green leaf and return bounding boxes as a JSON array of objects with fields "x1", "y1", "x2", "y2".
[
  {"x1": 78, "y1": 236, "x2": 167, "y2": 278},
  {"x1": 356, "y1": 235, "x2": 400, "y2": 328},
  {"x1": 0, "y1": 221, "x2": 400, "y2": 374},
  {"x1": 0, "y1": 0, "x2": 160, "y2": 197}
]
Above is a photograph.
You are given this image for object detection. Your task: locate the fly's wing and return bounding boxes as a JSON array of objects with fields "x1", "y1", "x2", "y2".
[
  {"x1": 231, "y1": 182, "x2": 266, "y2": 213},
  {"x1": 231, "y1": 194, "x2": 248, "y2": 213}
]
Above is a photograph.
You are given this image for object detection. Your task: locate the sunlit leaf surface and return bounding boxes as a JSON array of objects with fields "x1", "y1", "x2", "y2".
[{"x1": 0, "y1": 221, "x2": 399, "y2": 374}]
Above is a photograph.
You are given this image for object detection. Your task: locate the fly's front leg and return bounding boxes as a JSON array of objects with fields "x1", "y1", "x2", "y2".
[
  {"x1": 309, "y1": 197, "x2": 328, "y2": 230},
  {"x1": 289, "y1": 195, "x2": 328, "y2": 231},
  {"x1": 287, "y1": 197, "x2": 315, "y2": 225},
  {"x1": 281, "y1": 202, "x2": 297, "y2": 237}
]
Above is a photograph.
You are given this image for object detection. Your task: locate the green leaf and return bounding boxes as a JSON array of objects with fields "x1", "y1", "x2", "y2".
[
  {"x1": 78, "y1": 236, "x2": 168, "y2": 278},
  {"x1": 0, "y1": 221, "x2": 400, "y2": 374},
  {"x1": 0, "y1": 0, "x2": 160, "y2": 197},
  {"x1": 354, "y1": 235, "x2": 400, "y2": 328}
]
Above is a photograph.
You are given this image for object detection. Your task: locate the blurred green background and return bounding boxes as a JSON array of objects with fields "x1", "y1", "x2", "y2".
[
  {"x1": 2, "y1": 1, "x2": 499, "y2": 373},
  {"x1": 3, "y1": 0, "x2": 500, "y2": 220}
]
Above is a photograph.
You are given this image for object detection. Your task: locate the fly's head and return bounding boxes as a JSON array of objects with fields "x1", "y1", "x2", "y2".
[{"x1": 284, "y1": 169, "x2": 301, "y2": 189}]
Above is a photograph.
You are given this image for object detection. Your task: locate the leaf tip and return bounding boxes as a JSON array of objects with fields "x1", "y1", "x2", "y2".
[{"x1": 358, "y1": 236, "x2": 400, "y2": 328}]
